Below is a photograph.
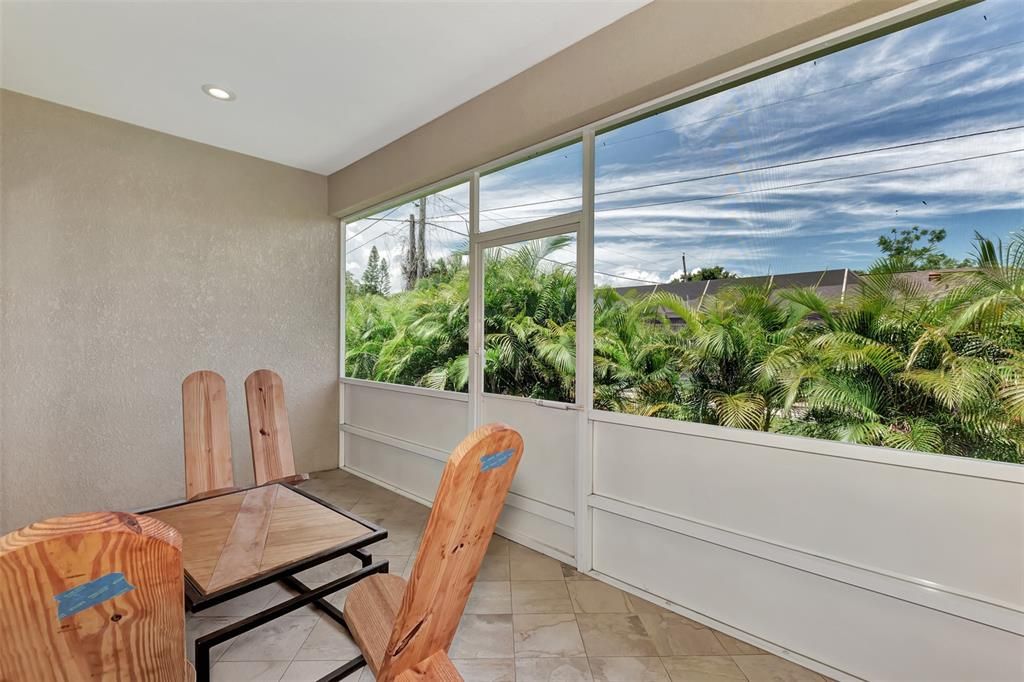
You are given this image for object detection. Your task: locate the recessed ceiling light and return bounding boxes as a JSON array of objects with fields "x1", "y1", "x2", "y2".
[{"x1": 201, "y1": 84, "x2": 235, "y2": 101}]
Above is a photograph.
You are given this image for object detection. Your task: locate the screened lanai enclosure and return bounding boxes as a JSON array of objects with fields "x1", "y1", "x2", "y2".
[{"x1": 341, "y1": 1, "x2": 1023, "y2": 679}]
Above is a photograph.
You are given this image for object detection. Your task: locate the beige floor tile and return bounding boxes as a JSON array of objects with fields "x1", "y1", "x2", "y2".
[
  {"x1": 639, "y1": 614, "x2": 727, "y2": 656},
  {"x1": 516, "y1": 657, "x2": 593, "y2": 682},
  {"x1": 561, "y1": 563, "x2": 595, "y2": 581},
  {"x1": 567, "y1": 581, "x2": 631, "y2": 613},
  {"x1": 185, "y1": 616, "x2": 236, "y2": 663},
  {"x1": 512, "y1": 581, "x2": 573, "y2": 613},
  {"x1": 354, "y1": 666, "x2": 377, "y2": 681},
  {"x1": 450, "y1": 614, "x2": 515, "y2": 659},
  {"x1": 514, "y1": 613, "x2": 587, "y2": 658},
  {"x1": 294, "y1": 554, "x2": 364, "y2": 586},
  {"x1": 365, "y1": 530, "x2": 421, "y2": 555},
  {"x1": 265, "y1": 585, "x2": 324, "y2": 618},
  {"x1": 465, "y1": 581, "x2": 512, "y2": 614},
  {"x1": 478, "y1": 551, "x2": 512, "y2": 581},
  {"x1": 576, "y1": 613, "x2": 658, "y2": 657},
  {"x1": 589, "y1": 656, "x2": 669, "y2": 682},
  {"x1": 210, "y1": 660, "x2": 289, "y2": 681},
  {"x1": 486, "y1": 534, "x2": 512, "y2": 558},
  {"x1": 196, "y1": 583, "x2": 286, "y2": 618},
  {"x1": 375, "y1": 555, "x2": 411, "y2": 578},
  {"x1": 293, "y1": 616, "x2": 361, "y2": 660},
  {"x1": 732, "y1": 654, "x2": 826, "y2": 682},
  {"x1": 662, "y1": 656, "x2": 747, "y2": 682},
  {"x1": 219, "y1": 616, "x2": 318, "y2": 662},
  {"x1": 713, "y1": 630, "x2": 766, "y2": 655},
  {"x1": 510, "y1": 545, "x2": 565, "y2": 581},
  {"x1": 625, "y1": 593, "x2": 676, "y2": 616},
  {"x1": 280, "y1": 660, "x2": 354, "y2": 681},
  {"x1": 452, "y1": 658, "x2": 516, "y2": 682},
  {"x1": 322, "y1": 585, "x2": 354, "y2": 611}
]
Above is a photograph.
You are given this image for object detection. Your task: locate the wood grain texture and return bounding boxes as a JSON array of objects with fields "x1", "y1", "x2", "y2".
[
  {"x1": 0, "y1": 512, "x2": 188, "y2": 681},
  {"x1": 345, "y1": 424, "x2": 523, "y2": 681},
  {"x1": 344, "y1": 574, "x2": 407, "y2": 673},
  {"x1": 146, "y1": 485, "x2": 374, "y2": 596},
  {"x1": 244, "y1": 370, "x2": 298, "y2": 486},
  {"x1": 206, "y1": 485, "x2": 277, "y2": 592},
  {"x1": 182, "y1": 371, "x2": 234, "y2": 500},
  {"x1": 394, "y1": 651, "x2": 462, "y2": 682}
]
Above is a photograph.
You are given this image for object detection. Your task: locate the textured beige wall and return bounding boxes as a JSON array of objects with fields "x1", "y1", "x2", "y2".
[
  {"x1": 328, "y1": 0, "x2": 923, "y2": 216},
  {"x1": 0, "y1": 90, "x2": 337, "y2": 532}
]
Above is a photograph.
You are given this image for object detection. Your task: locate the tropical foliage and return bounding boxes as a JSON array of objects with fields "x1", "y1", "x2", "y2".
[{"x1": 346, "y1": 233, "x2": 1024, "y2": 463}]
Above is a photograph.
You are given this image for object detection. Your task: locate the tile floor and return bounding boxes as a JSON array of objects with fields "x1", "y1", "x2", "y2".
[{"x1": 189, "y1": 469, "x2": 831, "y2": 682}]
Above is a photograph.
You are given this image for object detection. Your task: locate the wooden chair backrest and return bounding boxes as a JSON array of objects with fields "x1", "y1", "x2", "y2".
[
  {"x1": 0, "y1": 512, "x2": 186, "y2": 681},
  {"x1": 182, "y1": 370, "x2": 234, "y2": 500},
  {"x1": 244, "y1": 369, "x2": 297, "y2": 485},
  {"x1": 378, "y1": 423, "x2": 524, "y2": 680}
]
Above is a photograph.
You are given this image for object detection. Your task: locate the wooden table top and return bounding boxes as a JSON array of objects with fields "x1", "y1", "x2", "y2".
[{"x1": 146, "y1": 484, "x2": 379, "y2": 598}]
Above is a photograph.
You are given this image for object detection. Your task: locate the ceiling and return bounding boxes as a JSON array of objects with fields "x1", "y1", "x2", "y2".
[{"x1": 1, "y1": 1, "x2": 648, "y2": 174}]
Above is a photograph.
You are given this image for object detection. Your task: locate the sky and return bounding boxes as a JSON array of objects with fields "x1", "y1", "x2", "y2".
[{"x1": 347, "y1": 0, "x2": 1023, "y2": 290}]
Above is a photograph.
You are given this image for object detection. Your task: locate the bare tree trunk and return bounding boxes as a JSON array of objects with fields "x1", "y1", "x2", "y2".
[
  {"x1": 417, "y1": 199, "x2": 427, "y2": 280},
  {"x1": 405, "y1": 214, "x2": 417, "y2": 290}
]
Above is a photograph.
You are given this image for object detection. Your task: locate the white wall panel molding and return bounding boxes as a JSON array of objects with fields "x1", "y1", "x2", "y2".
[
  {"x1": 341, "y1": 376, "x2": 469, "y2": 403},
  {"x1": 342, "y1": 425, "x2": 574, "y2": 528},
  {"x1": 593, "y1": 510, "x2": 1024, "y2": 682},
  {"x1": 590, "y1": 495, "x2": 1023, "y2": 635},
  {"x1": 585, "y1": 568, "x2": 857, "y2": 682},
  {"x1": 592, "y1": 421, "x2": 1022, "y2": 607},
  {"x1": 591, "y1": 409, "x2": 1024, "y2": 483}
]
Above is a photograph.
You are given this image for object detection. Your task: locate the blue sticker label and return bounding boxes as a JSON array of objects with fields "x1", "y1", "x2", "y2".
[
  {"x1": 54, "y1": 572, "x2": 134, "y2": 621},
  {"x1": 480, "y1": 448, "x2": 514, "y2": 472}
]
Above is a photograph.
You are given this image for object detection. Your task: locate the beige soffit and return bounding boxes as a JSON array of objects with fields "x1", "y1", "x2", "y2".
[{"x1": 328, "y1": 0, "x2": 938, "y2": 217}]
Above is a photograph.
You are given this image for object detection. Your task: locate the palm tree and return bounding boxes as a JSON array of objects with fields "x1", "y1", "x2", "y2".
[{"x1": 345, "y1": 231, "x2": 1023, "y2": 463}]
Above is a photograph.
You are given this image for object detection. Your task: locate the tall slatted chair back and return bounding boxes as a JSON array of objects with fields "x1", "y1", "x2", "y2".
[
  {"x1": 182, "y1": 370, "x2": 235, "y2": 500},
  {"x1": 244, "y1": 369, "x2": 301, "y2": 486},
  {"x1": 345, "y1": 423, "x2": 524, "y2": 681},
  {"x1": 0, "y1": 512, "x2": 191, "y2": 681}
]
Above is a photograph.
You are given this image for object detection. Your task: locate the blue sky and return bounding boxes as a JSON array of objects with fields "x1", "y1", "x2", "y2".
[{"x1": 348, "y1": 0, "x2": 1023, "y2": 289}]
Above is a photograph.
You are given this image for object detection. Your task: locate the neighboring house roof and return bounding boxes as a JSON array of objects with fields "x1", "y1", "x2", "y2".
[
  {"x1": 611, "y1": 267, "x2": 978, "y2": 326},
  {"x1": 612, "y1": 269, "x2": 861, "y2": 309}
]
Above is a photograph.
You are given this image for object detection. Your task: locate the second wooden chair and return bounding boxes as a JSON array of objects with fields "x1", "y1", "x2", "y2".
[{"x1": 244, "y1": 369, "x2": 308, "y2": 486}]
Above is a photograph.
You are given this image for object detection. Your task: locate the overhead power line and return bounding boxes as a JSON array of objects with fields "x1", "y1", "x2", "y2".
[
  {"x1": 422, "y1": 125, "x2": 1024, "y2": 218},
  {"x1": 594, "y1": 148, "x2": 1024, "y2": 213}
]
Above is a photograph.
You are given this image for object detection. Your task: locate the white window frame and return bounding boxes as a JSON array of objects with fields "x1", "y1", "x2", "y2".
[{"x1": 338, "y1": 0, "x2": 1023, "y2": 570}]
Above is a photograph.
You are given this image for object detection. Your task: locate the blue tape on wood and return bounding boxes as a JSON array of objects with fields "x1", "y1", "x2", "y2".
[
  {"x1": 480, "y1": 448, "x2": 514, "y2": 472},
  {"x1": 54, "y1": 572, "x2": 134, "y2": 621}
]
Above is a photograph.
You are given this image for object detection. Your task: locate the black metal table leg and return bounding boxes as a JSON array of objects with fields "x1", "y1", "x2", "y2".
[
  {"x1": 316, "y1": 654, "x2": 367, "y2": 682},
  {"x1": 194, "y1": 640, "x2": 212, "y2": 682},
  {"x1": 192, "y1": 560, "x2": 388, "y2": 682}
]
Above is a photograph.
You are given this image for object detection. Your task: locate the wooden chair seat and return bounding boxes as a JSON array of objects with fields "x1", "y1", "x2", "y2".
[{"x1": 344, "y1": 573, "x2": 408, "y2": 673}]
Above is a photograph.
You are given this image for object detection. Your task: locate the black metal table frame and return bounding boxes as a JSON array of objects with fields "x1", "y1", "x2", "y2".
[{"x1": 144, "y1": 483, "x2": 388, "y2": 682}]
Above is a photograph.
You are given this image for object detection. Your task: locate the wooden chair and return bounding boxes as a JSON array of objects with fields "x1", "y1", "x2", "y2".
[
  {"x1": 182, "y1": 370, "x2": 237, "y2": 500},
  {"x1": 344, "y1": 423, "x2": 524, "y2": 682},
  {"x1": 244, "y1": 369, "x2": 308, "y2": 486},
  {"x1": 0, "y1": 511, "x2": 193, "y2": 681}
]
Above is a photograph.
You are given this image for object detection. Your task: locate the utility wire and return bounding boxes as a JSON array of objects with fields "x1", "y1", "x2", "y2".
[
  {"x1": 423, "y1": 125, "x2": 1024, "y2": 218},
  {"x1": 346, "y1": 204, "x2": 403, "y2": 243},
  {"x1": 594, "y1": 148, "x2": 1024, "y2": 213},
  {"x1": 420, "y1": 220, "x2": 661, "y2": 285}
]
